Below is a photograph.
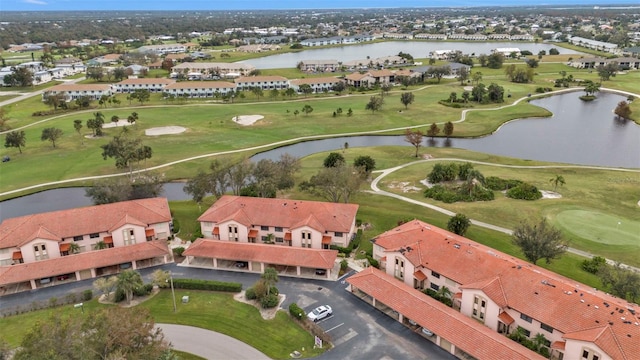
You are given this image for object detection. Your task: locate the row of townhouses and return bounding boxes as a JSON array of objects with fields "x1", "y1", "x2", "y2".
[
  {"x1": 1, "y1": 196, "x2": 636, "y2": 359},
  {"x1": 42, "y1": 63, "x2": 464, "y2": 101},
  {"x1": 347, "y1": 219, "x2": 639, "y2": 360}
]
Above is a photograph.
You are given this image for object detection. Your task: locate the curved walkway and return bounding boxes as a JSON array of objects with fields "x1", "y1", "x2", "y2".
[
  {"x1": 157, "y1": 323, "x2": 270, "y2": 360},
  {"x1": 367, "y1": 158, "x2": 640, "y2": 272}
]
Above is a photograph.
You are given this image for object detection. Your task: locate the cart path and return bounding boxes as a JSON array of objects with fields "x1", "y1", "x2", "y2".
[{"x1": 367, "y1": 158, "x2": 640, "y2": 273}]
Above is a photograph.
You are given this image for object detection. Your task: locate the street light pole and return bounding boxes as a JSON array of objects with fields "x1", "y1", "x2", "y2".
[{"x1": 170, "y1": 272, "x2": 177, "y2": 313}]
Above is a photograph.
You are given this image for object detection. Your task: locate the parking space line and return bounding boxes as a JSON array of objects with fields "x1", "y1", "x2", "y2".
[
  {"x1": 333, "y1": 328, "x2": 358, "y2": 347},
  {"x1": 326, "y1": 322, "x2": 344, "y2": 332}
]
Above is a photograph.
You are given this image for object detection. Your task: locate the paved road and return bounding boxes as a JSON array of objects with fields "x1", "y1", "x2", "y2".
[
  {"x1": 0, "y1": 77, "x2": 86, "y2": 108},
  {"x1": 367, "y1": 158, "x2": 640, "y2": 273},
  {"x1": 157, "y1": 323, "x2": 270, "y2": 360}
]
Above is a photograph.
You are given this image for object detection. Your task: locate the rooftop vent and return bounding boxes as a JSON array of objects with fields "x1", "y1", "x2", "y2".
[
  {"x1": 453, "y1": 244, "x2": 461, "y2": 249},
  {"x1": 581, "y1": 299, "x2": 585, "y2": 303},
  {"x1": 595, "y1": 305, "x2": 599, "y2": 309}
]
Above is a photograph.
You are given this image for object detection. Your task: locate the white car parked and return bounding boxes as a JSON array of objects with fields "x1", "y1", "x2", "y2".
[{"x1": 307, "y1": 305, "x2": 333, "y2": 322}]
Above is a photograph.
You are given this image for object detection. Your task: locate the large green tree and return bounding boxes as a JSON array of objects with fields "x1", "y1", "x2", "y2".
[
  {"x1": 400, "y1": 92, "x2": 415, "y2": 109},
  {"x1": 447, "y1": 213, "x2": 471, "y2": 236},
  {"x1": 40, "y1": 127, "x2": 63, "y2": 148},
  {"x1": 100, "y1": 134, "x2": 152, "y2": 174},
  {"x1": 4, "y1": 130, "x2": 26, "y2": 153},
  {"x1": 365, "y1": 95, "x2": 384, "y2": 113},
  {"x1": 301, "y1": 163, "x2": 366, "y2": 203},
  {"x1": 512, "y1": 218, "x2": 567, "y2": 265},
  {"x1": 13, "y1": 307, "x2": 171, "y2": 360}
]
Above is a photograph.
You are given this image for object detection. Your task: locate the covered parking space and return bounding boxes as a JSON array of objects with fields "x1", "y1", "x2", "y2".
[
  {"x1": 347, "y1": 267, "x2": 545, "y2": 360},
  {"x1": 0, "y1": 241, "x2": 171, "y2": 294},
  {"x1": 182, "y1": 238, "x2": 338, "y2": 280}
]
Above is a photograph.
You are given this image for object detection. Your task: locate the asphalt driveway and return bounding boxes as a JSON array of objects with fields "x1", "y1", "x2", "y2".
[{"x1": 1, "y1": 264, "x2": 455, "y2": 360}]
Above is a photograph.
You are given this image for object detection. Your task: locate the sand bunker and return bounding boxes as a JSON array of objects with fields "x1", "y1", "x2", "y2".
[
  {"x1": 540, "y1": 190, "x2": 562, "y2": 199},
  {"x1": 145, "y1": 126, "x2": 187, "y2": 136},
  {"x1": 102, "y1": 119, "x2": 134, "y2": 128},
  {"x1": 233, "y1": 115, "x2": 264, "y2": 126}
]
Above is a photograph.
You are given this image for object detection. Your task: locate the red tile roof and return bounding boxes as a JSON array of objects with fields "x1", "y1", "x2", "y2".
[
  {"x1": 59, "y1": 243, "x2": 71, "y2": 252},
  {"x1": 248, "y1": 229, "x2": 259, "y2": 238},
  {"x1": 12, "y1": 251, "x2": 22, "y2": 260},
  {"x1": 198, "y1": 196, "x2": 358, "y2": 234},
  {"x1": 0, "y1": 198, "x2": 171, "y2": 249},
  {"x1": 184, "y1": 238, "x2": 337, "y2": 269},
  {"x1": 373, "y1": 220, "x2": 640, "y2": 359},
  {"x1": 498, "y1": 311, "x2": 515, "y2": 325},
  {"x1": 322, "y1": 235, "x2": 332, "y2": 244},
  {"x1": 347, "y1": 268, "x2": 545, "y2": 360},
  {"x1": 0, "y1": 241, "x2": 169, "y2": 286}
]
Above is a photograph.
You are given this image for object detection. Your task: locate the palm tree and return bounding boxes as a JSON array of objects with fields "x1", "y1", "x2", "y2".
[
  {"x1": 69, "y1": 242, "x2": 80, "y2": 254},
  {"x1": 261, "y1": 267, "x2": 279, "y2": 296},
  {"x1": 94, "y1": 240, "x2": 107, "y2": 250},
  {"x1": 436, "y1": 286, "x2": 452, "y2": 305},
  {"x1": 533, "y1": 333, "x2": 547, "y2": 351},
  {"x1": 549, "y1": 175, "x2": 565, "y2": 191},
  {"x1": 116, "y1": 269, "x2": 144, "y2": 304}
]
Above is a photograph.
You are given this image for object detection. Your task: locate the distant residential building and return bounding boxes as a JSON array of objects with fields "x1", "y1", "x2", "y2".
[
  {"x1": 289, "y1": 77, "x2": 343, "y2": 93},
  {"x1": 163, "y1": 81, "x2": 236, "y2": 98},
  {"x1": 171, "y1": 62, "x2": 255, "y2": 78},
  {"x1": 299, "y1": 60, "x2": 340, "y2": 72},
  {"x1": 113, "y1": 78, "x2": 176, "y2": 93},
  {"x1": 234, "y1": 75, "x2": 289, "y2": 91},
  {"x1": 42, "y1": 84, "x2": 113, "y2": 102},
  {"x1": 137, "y1": 44, "x2": 187, "y2": 55},
  {"x1": 569, "y1": 36, "x2": 618, "y2": 54},
  {"x1": 492, "y1": 47, "x2": 521, "y2": 57}
]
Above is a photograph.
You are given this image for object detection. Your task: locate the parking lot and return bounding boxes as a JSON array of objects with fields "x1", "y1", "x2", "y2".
[{"x1": 1, "y1": 264, "x2": 456, "y2": 360}]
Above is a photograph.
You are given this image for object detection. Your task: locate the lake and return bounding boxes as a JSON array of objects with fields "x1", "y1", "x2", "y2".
[
  {"x1": 239, "y1": 41, "x2": 581, "y2": 69},
  {"x1": 1, "y1": 91, "x2": 637, "y2": 221}
]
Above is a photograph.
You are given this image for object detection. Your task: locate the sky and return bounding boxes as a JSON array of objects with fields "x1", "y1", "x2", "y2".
[{"x1": 3, "y1": 0, "x2": 640, "y2": 11}]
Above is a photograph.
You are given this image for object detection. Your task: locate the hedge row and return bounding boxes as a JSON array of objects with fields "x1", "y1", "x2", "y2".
[{"x1": 172, "y1": 278, "x2": 242, "y2": 292}]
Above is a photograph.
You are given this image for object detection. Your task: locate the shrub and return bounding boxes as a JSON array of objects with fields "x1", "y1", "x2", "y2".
[
  {"x1": 261, "y1": 293, "x2": 280, "y2": 308},
  {"x1": 340, "y1": 259, "x2": 349, "y2": 272},
  {"x1": 582, "y1": 256, "x2": 606, "y2": 274},
  {"x1": 245, "y1": 287, "x2": 257, "y2": 300},
  {"x1": 270, "y1": 286, "x2": 279, "y2": 296},
  {"x1": 506, "y1": 183, "x2": 542, "y2": 200},
  {"x1": 485, "y1": 176, "x2": 523, "y2": 191},
  {"x1": 330, "y1": 245, "x2": 352, "y2": 257},
  {"x1": 173, "y1": 246, "x2": 185, "y2": 257},
  {"x1": 366, "y1": 255, "x2": 379, "y2": 268},
  {"x1": 172, "y1": 278, "x2": 242, "y2": 292},
  {"x1": 83, "y1": 289, "x2": 93, "y2": 301},
  {"x1": 289, "y1": 302, "x2": 305, "y2": 319},
  {"x1": 171, "y1": 218, "x2": 180, "y2": 234},
  {"x1": 114, "y1": 288, "x2": 126, "y2": 303},
  {"x1": 133, "y1": 283, "x2": 153, "y2": 297}
]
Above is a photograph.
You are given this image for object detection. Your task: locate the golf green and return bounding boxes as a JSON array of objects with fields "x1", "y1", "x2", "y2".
[{"x1": 555, "y1": 210, "x2": 640, "y2": 247}]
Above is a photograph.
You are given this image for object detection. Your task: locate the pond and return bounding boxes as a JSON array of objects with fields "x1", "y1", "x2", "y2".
[
  {"x1": 1, "y1": 91, "x2": 637, "y2": 221},
  {"x1": 239, "y1": 41, "x2": 581, "y2": 69}
]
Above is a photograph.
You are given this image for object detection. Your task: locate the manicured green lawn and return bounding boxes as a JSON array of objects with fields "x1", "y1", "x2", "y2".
[
  {"x1": 0, "y1": 290, "x2": 322, "y2": 359},
  {"x1": 367, "y1": 148, "x2": 640, "y2": 267}
]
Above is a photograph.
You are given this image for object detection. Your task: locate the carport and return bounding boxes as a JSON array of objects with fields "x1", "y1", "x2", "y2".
[
  {"x1": 347, "y1": 267, "x2": 545, "y2": 360},
  {"x1": 183, "y1": 238, "x2": 339, "y2": 280}
]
